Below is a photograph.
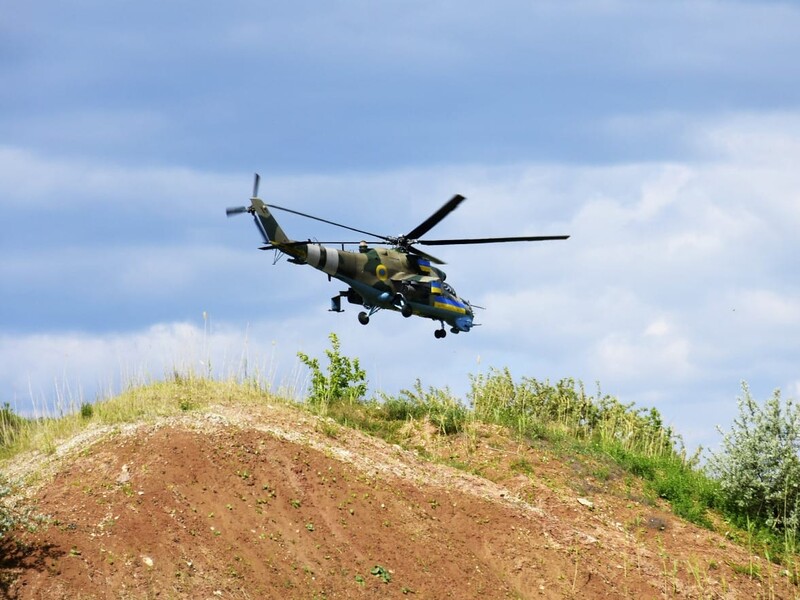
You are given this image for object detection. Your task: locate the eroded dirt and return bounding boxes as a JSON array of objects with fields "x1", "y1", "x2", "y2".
[{"x1": 3, "y1": 401, "x2": 798, "y2": 599}]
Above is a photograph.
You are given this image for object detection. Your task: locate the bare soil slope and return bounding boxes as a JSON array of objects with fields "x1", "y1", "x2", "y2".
[{"x1": 3, "y1": 395, "x2": 797, "y2": 599}]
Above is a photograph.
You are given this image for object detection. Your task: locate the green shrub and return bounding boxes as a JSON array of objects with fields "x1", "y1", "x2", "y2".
[
  {"x1": 80, "y1": 402, "x2": 94, "y2": 419},
  {"x1": 297, "y1": 333, "x2": 367, "y2": 410},
  {"x1": 708, "y1": 383, "x2": 800, "y2": 534}
]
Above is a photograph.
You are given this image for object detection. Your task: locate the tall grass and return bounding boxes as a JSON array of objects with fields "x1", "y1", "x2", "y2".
[
  {"x1": 0, "y1": 371, "x2": 285, "y2": 461},
  {"x1": 469, "y1": 368, "x2": 676, "y2": 459},
  {"x1": 468, "y1": 368, "x2": 717, "y2": 527}
]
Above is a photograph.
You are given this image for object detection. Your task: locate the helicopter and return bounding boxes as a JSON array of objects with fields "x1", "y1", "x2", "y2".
[{"x1": 227, "y1": 174, "x2": 569, "y2": 338}]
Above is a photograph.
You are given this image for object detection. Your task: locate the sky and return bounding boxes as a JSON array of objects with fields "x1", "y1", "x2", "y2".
[{"x1": 2, "y1": 0, "x2": 799, "y2": 454}]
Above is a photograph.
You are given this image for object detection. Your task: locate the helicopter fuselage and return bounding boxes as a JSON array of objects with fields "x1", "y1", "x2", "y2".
[{"x1": 269, "y1": 240, "x2": 475, "y2": 333}]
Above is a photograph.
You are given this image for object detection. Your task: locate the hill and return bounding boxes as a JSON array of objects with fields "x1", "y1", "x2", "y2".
[{"x1": 1, "y1": 379, "x2": 797, "y2": 599}]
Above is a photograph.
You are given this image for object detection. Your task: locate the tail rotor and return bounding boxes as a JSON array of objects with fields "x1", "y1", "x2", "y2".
[
  {"x1": 226, "y1": 172, "x2": 262, "y2": 218},
  {"x1": 226, "y1": 206, "x2": 248, "y2": 217}
]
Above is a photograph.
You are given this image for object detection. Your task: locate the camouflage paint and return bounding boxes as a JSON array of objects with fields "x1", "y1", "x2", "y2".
[{"x1": 248, "y1": 198, "x2": 475, "y2": 332}]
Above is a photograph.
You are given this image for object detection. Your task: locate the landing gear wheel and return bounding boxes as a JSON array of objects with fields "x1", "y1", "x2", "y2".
[
  {"x1": 358, "y1": 311, "x2": 370, "y2": 325},
  {"x1": 401, "y1": 304, "x2": 413, "y2": 318},
  {"x1": 434, "y1": 328, "x2": 447, "y2": 339},
  {"x1": 450, "y1": 327, "x2": 460, "y2": 334}
]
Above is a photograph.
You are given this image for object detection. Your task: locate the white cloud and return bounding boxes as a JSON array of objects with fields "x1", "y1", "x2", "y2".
[
  {"x1": 592, "y1": 331, "x2": 694, "y2": 383},
  {"x1": 0, "y1": 146, "x2": 242, "y2": 213},
  {"x1": 698, "y1": 112, "x2": 800, "y2": 167},
  {"x1": 644, "y1": 319, "x2": 670, "y2": 337},
  {"x1": 737, "y1": 289, "x2": 800, "y2": 326}
]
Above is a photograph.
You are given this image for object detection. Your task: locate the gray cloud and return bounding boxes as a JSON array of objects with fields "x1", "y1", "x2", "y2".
[{"x1": 5, "y1": 2, "x2": 800, "y2": 169}]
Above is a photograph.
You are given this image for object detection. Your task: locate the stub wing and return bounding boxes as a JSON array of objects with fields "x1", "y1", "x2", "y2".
[{"x1": 390, "y1": 272, "x2": 440, "y2": 284}]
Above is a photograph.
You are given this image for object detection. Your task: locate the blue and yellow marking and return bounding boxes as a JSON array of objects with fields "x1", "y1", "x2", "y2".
[
  {"x1": 418, "y1": 258, "x2": 432, "y2": 275},
  {"x1": 375, "y1": 263, "x2": 389, "y2": 282},
  {"x1": 431, "y1": 281, "x2": 467, "y2": 314}
]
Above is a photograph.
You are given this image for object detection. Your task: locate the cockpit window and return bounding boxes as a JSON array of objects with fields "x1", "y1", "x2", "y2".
[{"x1": 442, "y1": 282, "x2": 456, "y2": 296}]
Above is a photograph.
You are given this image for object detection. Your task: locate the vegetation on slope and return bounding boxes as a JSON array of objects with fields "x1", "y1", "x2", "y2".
[{"x1": 1, "y1": 333, "x2": 799, "y2": 578}]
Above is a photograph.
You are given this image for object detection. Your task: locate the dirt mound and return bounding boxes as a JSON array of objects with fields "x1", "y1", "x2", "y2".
[{"x1": 3, "y1": 401, "x2": 796, "y2": 599}]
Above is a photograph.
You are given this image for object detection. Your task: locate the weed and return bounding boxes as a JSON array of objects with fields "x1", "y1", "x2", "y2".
[
  {"x1": 79, "y1": 402, "x2": 94, "y2": 419},
  {"x1": 317, "y1": 420, "x2": 340, "y2": 439},
  {"x1": 570, "y1": 547, "x2": 581, "y2": 593},
  {"x1": 0, "y1": 473, "x2": 43, "y2": 539},
  {"x1": 592, "y1": 465, "x2": 610, "y2": 481},
  {"x1": 729, "y1": 561, "x2": 762, "y2": 580},
  {"x1": 510, "y1": 458, "x2": 534, "y2": 476},
  {"x1": 371, "y1": 565, "x2": 392, "y2": 583}
]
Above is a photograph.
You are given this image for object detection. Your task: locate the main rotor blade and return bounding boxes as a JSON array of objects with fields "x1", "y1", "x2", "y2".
[
  {"x1": 310, "y1": 240, "x2": 388, "y2": 246},
  {"x1": 403, "y1": 194, "x2": 465, "y2": 241},
  {"x1": 407, "y1": 245, "x2": 446, "y2": 265},
  {"x1": 265, "y1": 203, "x2": 388, "y2": 240},
  {"x1": 277, "y1": 240, "x2": 387, "y2": 246},
  {"x1": 252, "y1": 173, "x2": 261, "y2": 198},
  {"x1": 418, "y1": 234, "x2": 570, "y2": 246}
]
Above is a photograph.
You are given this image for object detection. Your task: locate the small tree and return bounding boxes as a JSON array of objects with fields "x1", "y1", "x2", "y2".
[
  {"x1": 708, "y1": 382, "x2": 800, "y2": 533},
  {"x1": 297, "y1": 333, "x2": 367, "y2": 409}
]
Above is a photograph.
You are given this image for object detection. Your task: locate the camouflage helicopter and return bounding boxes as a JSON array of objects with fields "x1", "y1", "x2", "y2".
[{"x1": 227, "y1": 174, "x2": 569, "y2": 338}]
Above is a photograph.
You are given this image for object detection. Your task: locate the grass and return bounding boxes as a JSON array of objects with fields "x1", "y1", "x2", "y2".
[
  {"x1": 0, "y1": 374, "x2": 279, "y2": 460},
  {"x1": 2, "y1": 345, "x2": 800, "y2": 579}
]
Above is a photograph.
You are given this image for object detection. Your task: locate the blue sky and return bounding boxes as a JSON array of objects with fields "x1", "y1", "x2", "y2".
[{"x1": 2, "y1": 1, "x2": 799, "y2": 453}]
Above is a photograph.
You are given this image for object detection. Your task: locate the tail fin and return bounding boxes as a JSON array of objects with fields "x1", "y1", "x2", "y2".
[{"x1": 250, "y1": 198, "x2": 290, "y2": 244}]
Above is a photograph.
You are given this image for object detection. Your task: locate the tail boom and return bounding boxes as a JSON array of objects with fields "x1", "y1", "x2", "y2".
[{"x1": 251, "y1": 198, "x2": 289, "y2": 244}]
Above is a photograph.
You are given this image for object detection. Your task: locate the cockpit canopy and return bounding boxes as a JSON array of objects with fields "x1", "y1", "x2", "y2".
[{"x1": 441, "y1": 281, "x2": 458, "y2": 298}]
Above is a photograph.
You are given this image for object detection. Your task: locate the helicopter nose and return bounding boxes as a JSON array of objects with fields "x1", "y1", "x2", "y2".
[{"x1": 454, "y1": 315, "x2": 473, "y2": 332}]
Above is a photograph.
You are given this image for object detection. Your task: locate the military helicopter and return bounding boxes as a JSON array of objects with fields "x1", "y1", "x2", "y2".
[{"x1": 227, "y1": 174, "x2": 569, "y2": 338}]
